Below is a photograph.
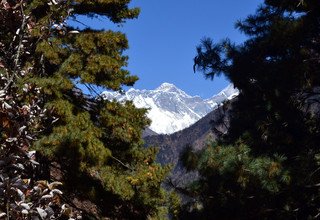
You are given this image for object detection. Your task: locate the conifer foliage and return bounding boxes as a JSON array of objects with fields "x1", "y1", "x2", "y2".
[
  {"x1": 184, "y1": 0, "x2": 320, "y2": 219},
  {"x1": 0, "y1": 0, "x2": 178, "y2": 219}
]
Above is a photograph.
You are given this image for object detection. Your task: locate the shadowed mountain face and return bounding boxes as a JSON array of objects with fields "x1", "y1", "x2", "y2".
[
  {"x1": 144, "y1": 100, "x2": 234, "y2": 186},
  {"x1": 142, "y1": 127, "x2": 158, "y2": 138},
  {"x1": 101, "y1": 83, "x2": 238, "y2": 134}
]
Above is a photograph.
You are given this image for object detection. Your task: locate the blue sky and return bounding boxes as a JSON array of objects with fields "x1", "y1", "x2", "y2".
[{"x1": 72, "y1": 0, "x2": 263, "y2": 98}]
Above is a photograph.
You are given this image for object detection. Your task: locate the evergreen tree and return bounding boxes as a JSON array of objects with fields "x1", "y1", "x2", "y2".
[
  {"x1": 183, "y1": 0, "x2": 320, "y2": 219},
  {"x1": 0, "y1": 0, "x2": 179, "y2": 219}
]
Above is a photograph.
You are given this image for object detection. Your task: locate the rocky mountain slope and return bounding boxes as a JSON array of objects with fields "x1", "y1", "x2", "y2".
[
  {"x1": 101, "y1": 83, "x2": 238, "y2": 134},
  {"x1": 144, "y1": 100, "x2": 234, "y2": 186}
]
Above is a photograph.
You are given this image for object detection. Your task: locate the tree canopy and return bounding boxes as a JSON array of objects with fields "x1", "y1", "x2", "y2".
[
  {"x1": 0, "y1": 0, "x2": 179, "y2": 219},
  {"x1": 183, "y1": 0, "x2": 320, "y2": 219}
]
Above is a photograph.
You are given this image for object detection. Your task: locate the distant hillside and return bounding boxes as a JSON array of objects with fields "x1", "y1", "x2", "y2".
[{"x1": 144, "y1": 100, "x2": 234, "y2": 186}]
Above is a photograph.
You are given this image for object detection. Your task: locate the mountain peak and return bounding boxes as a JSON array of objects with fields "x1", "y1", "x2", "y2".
[
  {"x1": 156, "y1": 82, "x2": 177, "y2": 90},
  {"x1": 155, "y1": 82, "x2": 190, "y2": 98},
  {"x1": 101, "y1": 83, "x2": 239, "y2": 134}
]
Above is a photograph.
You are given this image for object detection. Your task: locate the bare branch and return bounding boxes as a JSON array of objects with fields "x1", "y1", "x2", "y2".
[{"x1": 4, "y1": 2, "x2": 28, "y2": 91}]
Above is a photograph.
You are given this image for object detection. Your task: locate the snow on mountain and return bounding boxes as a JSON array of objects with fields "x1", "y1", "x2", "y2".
[
  {"x1": 101, "y1": 83, "x2": 239, "y2": 134},
  {"x1": 205, "y1": 84, "x2": 239, "y2": 108}
]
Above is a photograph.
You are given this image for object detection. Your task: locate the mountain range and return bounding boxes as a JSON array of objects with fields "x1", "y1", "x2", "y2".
[{"x1": 101, "y1": 83, "x2": 239, "y2": 134}]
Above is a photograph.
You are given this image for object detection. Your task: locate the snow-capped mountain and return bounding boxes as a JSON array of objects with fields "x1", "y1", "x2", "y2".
[{"x1": 101, "y1": 83, "x2": 239, "y2": 134}]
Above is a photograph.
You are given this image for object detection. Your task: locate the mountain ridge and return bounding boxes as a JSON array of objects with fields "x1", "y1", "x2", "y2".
[{"x1": 101, "y1": 83, "x2": 238, "y2": 134}]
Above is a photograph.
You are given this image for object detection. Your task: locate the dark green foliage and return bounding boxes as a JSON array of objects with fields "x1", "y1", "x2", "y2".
[
  {"x1": 0, "y1": 0, "x2": 179, "y2": 218},
  {"x1": 181, "y1": 143, "x2": 291, "y2": 219},
  {"x1": 180, "y1": 144, "x2": 199, "y2": 172},
  {"x1": 184, "y1": 0, "x2": 320, "y2": 219}
]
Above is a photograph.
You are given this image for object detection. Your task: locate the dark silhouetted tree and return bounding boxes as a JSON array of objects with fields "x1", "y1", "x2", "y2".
[{"x1": 182, "y1": 0, "x2": 320, "y2": 219}]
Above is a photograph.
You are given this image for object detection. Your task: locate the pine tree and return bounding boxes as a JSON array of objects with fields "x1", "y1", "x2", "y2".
[
  {"x1": 0, "y1": 0, "x2": 179, "y2": 219},
  {"x1": 183, "y1": 0, "x2": 320, "y2": 219}
]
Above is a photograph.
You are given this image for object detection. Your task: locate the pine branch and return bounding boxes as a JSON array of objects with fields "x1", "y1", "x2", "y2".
[
  {"x1": 166, "y1": 178, "x2": 197, "y2": 197},
  {"x1": 110, "y1": 156, "x2": 134, "y2": 171}
]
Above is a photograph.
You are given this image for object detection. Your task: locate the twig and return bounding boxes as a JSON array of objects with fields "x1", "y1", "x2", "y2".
[
  {"x1": 110, "y1": 156, "x2": 134, "y2": 171},
  {"x1": 69, "y1": 17, "x2": 90, "y2": 29}
]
